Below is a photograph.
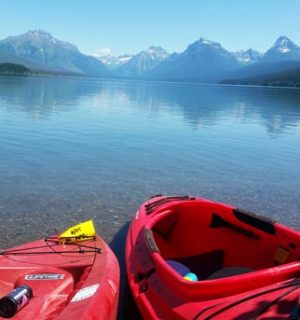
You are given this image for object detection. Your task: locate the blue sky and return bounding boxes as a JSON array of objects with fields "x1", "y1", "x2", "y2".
[{"x1": 1, "y1": 1, "x2": 300, "y2": 56}]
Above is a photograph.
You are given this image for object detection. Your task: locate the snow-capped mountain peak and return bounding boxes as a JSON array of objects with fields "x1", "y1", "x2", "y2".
[
  {"x1": 142, "y1": 46, "x2": 169, "y2": 60},
  {"x1": 263, "y1": 36, "x2": 300, "y2": 62},
  {"x1": 27, "y1": 29, "x2": 54, "y2": 39},
  {"x1": 272, "y1": 36, "x2": 297, "y2": 53},
  {"x1": 233, "y1": 48, "x2": 263, "y2": 64},
  {"x1": 97, "y1": 54, "x2": 134, "y2": 70},
  {"x1": 198, "y1": 38, "x2": 216, "y2": 45},
  {"x1": 24, "y1": 29, "x2": 60, "y2": 46},
  {"x1": 4, "y1": 29, "x2": 78, "y2": 53},
  {"x1": 146, "y1": 46, "x2": 161, "y2": 53},
  {"x1": 113, "y1": 45, "x2": 169, "y2": 77},
  {"x1": 185, "y1": 38, "x2": 224, "y2": 55}
]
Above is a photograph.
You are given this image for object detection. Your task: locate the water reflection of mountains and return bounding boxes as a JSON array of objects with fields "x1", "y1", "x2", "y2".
[
  {"x1": 0, "y1": 76, "x2": 104, "y2": 116},
  {"x1": 0, "y1": 76, "x2": 299, "y2": 134},
  {"x1": 124, "y1": 82, "x2": 300, "y2": 134}
]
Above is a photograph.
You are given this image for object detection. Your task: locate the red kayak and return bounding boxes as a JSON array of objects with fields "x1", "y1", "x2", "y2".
[
  {"x1": 126, "y1": 195, "x2": 300, "y2": 319},
  {"x1": 0, "y1": 221, "x2": 119, "y2": 319}
]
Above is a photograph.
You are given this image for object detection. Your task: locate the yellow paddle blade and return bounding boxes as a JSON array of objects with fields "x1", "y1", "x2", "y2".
[{"x1": 59, "y1": 220, "x2": 96, "y2": 242}]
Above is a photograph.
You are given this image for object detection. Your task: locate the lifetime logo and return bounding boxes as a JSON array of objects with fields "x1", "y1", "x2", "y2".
[{"x1": 25, "y1": 274, "x2": 65, "y2": 280}]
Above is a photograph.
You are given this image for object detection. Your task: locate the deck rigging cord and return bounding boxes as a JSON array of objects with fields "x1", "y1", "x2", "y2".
[{"x1": 0, "y1": 238, "x2": 102, "y2": 256}]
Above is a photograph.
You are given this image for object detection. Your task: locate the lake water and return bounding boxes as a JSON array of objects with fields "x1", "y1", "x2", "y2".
[{"x1": 0, "y1": 75, "x2": 300, "y2": 248}]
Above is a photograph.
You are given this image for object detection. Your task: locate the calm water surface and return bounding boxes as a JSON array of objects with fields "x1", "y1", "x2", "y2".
[{"x1": 0, "y1": 76, "x2": 300, "y2": 248}]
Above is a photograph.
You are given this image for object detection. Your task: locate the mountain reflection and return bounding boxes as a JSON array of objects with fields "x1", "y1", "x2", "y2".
[
  {"x1": 107, "y1": 81, "x2": 300, "y2": 135},
  {"x1": 0, "y1": 76, "x2": 103, "y2": 117},
  {"x1": 0, "y1": 76, "x2": 299, "y2": 135}
]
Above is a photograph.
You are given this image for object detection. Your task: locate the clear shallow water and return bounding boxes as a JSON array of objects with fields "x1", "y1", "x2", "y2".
[{"x1": 0, "y1": 75, "x2": 300, "y2": 247}]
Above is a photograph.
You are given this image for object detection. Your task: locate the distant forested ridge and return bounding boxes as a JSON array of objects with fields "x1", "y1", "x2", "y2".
[
  {"x1": 0, "y1": 63, "x2": 31, "y2": 74},
  {"x1": 219, "y1": 68, "x2": 300, "y2": 88}
]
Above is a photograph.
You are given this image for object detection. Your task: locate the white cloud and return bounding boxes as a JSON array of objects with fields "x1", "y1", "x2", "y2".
[{"x1": 92, "y1": 47, "x2": 114, "y2": 57}]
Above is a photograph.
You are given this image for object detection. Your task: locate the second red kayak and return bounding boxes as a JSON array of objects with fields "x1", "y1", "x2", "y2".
[{"x1": 126, "y1": 195, "x2": 300, "y2": 319}]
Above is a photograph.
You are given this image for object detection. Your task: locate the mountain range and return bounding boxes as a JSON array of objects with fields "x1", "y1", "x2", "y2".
[
  {"x1": 145, "y1": 38, "x2": 241, "y2": 82},
  {"x1": 1, "y1": 30, "x2": 300, "y2": 87},
  {"x1": 97, "y1": 54, "x2": 134, "y2": 70},
  {"x1": 0, "y1": 29, "x2": 110, "y2": 77},
  {"x1": 112, "y1": 46, "x2": 169, "y2": 78}
]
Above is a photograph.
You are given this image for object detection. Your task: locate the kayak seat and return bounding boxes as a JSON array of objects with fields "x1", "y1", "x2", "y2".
[
  {"x1": 175, "y1": 249, "x2": 224, "y2": 280},
  {"x1": 166, "y1": 257, "x2": 254, "y2": 281},
  {"x1": 164, "y1": 250, "x2": 224, "y2": 280},
  {"x1": 208, "y1": 266, "x2": 254, "y2": 280}
]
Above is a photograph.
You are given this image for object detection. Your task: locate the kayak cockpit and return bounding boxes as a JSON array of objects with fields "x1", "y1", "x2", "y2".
[{"x1": 147, "y1": 200, "x2": 300, "y2": 287}]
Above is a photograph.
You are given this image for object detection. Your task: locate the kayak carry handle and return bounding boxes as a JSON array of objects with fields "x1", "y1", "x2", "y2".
[
  {"x1": 144, "y1": 229, "x2": 160, "y2": 253},
  {"x1": 145, "y1": 196, "x2": 194, "y2": 214}
]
